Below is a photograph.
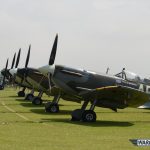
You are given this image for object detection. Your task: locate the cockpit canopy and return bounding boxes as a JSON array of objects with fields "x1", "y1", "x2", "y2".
[{"x1": 115, "y1": 70, "x2": 141, "y2": 82}]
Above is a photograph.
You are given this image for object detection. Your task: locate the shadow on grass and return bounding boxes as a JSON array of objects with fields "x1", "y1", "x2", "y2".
[
  {"x1": 0, "y1": 111, "x2": 31, "y2": 114},
  {"x1": 9, "y1": 95, "x2": 20, "y2": 98},
  {"x1": 40, "y1": 118, "x2": 134, "y2": 127},
  {"x1": 20, "y1": 102, "x2": 64, "y2": 108},
  {"x1": 142, "y1": 112, "x2": 150, "y2": 114},
  {"x1": 139, "y1": 108, "x2": 150, "y2": 112},
  {"x1": 14, "y1": 98, "x2": 28, "y2": 102},
  {"x1": 96, "y1": 111, "x2": 150, "y2": 114},
  {"x1": 20, "y1": 103, "x2": 45, "y2": 107},
  {"x1": 0, "y1": 96, "x2": 20, "y2": 100},
  {"x1": 131, "y1": 120, "x2": 150, "y2": 124},
  {"x1": 30, "y1": 109, "x2": 72, "y2": 115}
]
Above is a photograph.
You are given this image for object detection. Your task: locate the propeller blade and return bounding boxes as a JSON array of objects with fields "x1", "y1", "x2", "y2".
[
  {"x1": 11, "y1": 53, "x2": 16, "y2": 69},
  {"x1": 25, "y1": 45, "x2": 31, "y2": 68},
  {"x1": 20, "y1": 45, "x2": 31, "y2": 85},
  {"x1": 49, "y1": 34, "x2": 58, "y2": 65},
  {"x1": 15, "y1": 49, "x2": 21, "y2": 68},
  {"x1": 5, "y1": 59, "x2": 9, "y2": 70}
]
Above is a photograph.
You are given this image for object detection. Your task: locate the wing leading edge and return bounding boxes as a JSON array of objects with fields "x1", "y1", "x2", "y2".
[{"x1": 80, "y1": 85, "x2": 150, "y2": 108}]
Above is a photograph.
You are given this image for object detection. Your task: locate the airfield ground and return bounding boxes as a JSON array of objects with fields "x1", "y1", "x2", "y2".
[{"x1": 0, "y1": 88, "x2": 150, "y2": 150}]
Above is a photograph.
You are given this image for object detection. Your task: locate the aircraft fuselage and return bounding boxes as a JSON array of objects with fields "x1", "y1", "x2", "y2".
[{"x1": 52, "y1": 65, "x2": 150, "y2": 109}]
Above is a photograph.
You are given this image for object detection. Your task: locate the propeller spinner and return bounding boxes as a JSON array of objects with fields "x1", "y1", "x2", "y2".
[{"x1": 11, "y1": 53, "x2": 16, "y2": 69}]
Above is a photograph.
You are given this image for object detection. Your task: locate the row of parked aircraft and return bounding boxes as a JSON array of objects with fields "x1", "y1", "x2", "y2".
[{"x1": 0, "y1": 34, "x2": 150, "y2": 122}]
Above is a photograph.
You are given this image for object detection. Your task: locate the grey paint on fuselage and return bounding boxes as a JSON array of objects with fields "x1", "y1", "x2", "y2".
[
  {"x1": 17, "y1": 68, "x2": 49, "y2": 92},
  {"x1": 15, "y1": 74, "x2": 31, "y2": 88},
  {"x1": 51, "y1": 65, "x2": 150, "y2": 109},
  {"x1": 52, "y1": 65, "x2": 128, "y2": 93},
  {"x1": 17, "y1": 68, "x2": 82, "y2": 101}
]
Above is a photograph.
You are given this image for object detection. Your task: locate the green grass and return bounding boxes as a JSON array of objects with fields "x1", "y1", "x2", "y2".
[{"x1": 0, "y1": 88, "x2": 150, "y2": 150}]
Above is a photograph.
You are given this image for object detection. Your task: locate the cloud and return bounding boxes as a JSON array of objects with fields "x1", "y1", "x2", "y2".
[{"x1": 1, "y1": 0, "x2": 150, "y2": 77}]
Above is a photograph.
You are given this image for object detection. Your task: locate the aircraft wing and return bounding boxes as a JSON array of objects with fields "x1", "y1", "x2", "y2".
[{"x1": 80, "y1": 85, "x2": 150, "y2": 108}]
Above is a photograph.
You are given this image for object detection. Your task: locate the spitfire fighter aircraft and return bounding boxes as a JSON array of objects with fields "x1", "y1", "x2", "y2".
[
  {"x1": 8, "y1": 44, "x2": 83, "y2": 113},
  {"x1": 0, "y1": 51, "x2": 18, "y2": 90},
  {"x1": 38, "y1": 34, "x2": 150, "y2": 122},
  {"x1": 5, "y1": 46, "x2": 61, "y2": 110},
  {"x1": 7, "y1": 46, "x2": 47, "y2": 100},
  {"x1": 1, "y1": 49, "x2": 33, "y2": 96}
]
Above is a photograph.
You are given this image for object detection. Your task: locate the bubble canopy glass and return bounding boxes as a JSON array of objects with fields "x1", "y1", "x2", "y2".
[{"x1": 115, "y1": 70, "x2": 141, "y2": 82}]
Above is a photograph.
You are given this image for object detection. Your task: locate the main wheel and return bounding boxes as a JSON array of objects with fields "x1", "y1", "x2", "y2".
[
  {"x1": 81, "y1": 110, "x2": 96, "y2": 122},
  {"x1": 25, "y1": 94, "x2": 34, "y2": 101},
  {"x1": 32, "y1": 97, "x2": 42, "y2": 105},
  {"x1": 0, "y1": 85, "x2": 4, "y2": 90},
  {"x1": 71, "y1": 109, "x2": 84, "y2": 121},
  {"x1": 45, "y1": 102, "x2": 51, "y2": 112},
  {"x1": 45, "y1": 102, "x2": 59, "y2": 113},
  {"x1": 18, "y1": 91, "x2": 25, "y2": 97}
]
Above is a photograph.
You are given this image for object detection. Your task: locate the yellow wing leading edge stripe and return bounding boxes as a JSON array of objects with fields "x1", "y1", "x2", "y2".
[{"x1": 96, "y1": 86, "x2": 118, "y2": 91}]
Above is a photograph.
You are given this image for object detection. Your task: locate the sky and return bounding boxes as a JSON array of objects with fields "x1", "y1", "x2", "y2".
[{"x1": 0, "y1": 0, "x2": 150, "y2": 78}]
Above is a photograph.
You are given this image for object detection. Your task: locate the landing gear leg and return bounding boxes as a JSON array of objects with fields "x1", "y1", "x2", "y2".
[
  {"x1": 45, "y1": 94, "x2": 61, "y2": 113},
  {"x1": 18, "y1": 87, "x2": 26, "y2": 97},
  {"x1": 71, "y1": 100, "x2": 89, "y2": 121},
  {"x1": 25, "y1": 89, "x2": 34, "y2": 101},
  {"x1": 81, "y1": 99, "x2": 97, "y2": 122},
  {"x1": 32, "y1": 91, "x2": 43, "y2": 105}
]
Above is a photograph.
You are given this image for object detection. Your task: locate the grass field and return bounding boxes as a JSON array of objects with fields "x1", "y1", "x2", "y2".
[{"x1": 0, "y1": 88, "x2": 150, "y2": 150}]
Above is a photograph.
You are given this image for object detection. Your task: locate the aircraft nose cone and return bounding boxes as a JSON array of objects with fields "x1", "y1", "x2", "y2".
[
  {"x1": 138, "y1": 101, "x2": 150, "y2": 109},
  {"x1": 9, "y1": 69, "x2": 17, "y2": 76},
  {"x1": 38, "y1": 65, "x2": 55, "y2": 76}
]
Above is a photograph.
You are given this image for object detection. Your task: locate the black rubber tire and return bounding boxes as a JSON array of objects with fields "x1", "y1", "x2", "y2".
[
  {"x1": 0, "y1": 85, "x2": 4, "y2": 90},
  {"x1": 18, "y1": 91, "x2": 25, "y2": 97},
  {"x1": 32, "y1": 97, "x2": 42, "y2": 105},
  {"x1": 81, "y1": 110, "x2": 96, "y2": 122},
  {"x1": 71, "y1": 109, "x2": 84, "y2": 121},
  {"x1": 45, "y1": 102, "x2": 59, "y2": 113},
  {"x1": 25, "y1": 94, "x2": 34, "y2": 101},
  {"x1": 45, "y1": 102, "x2": 51, "y2": 112}
]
